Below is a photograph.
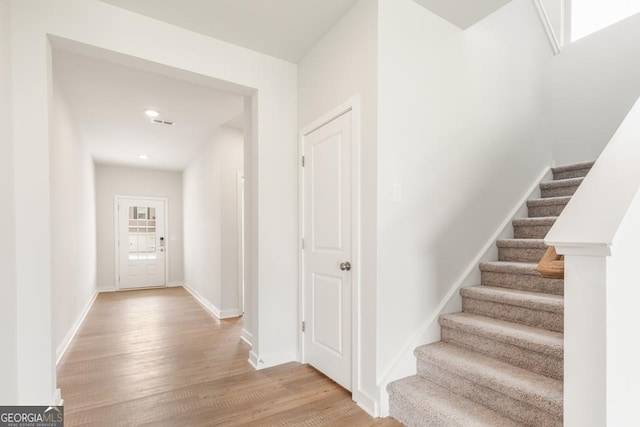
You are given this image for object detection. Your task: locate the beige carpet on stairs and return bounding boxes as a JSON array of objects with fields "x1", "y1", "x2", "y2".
[{"x1": 387, "y1": 161, "x2": 595, "y2": 427}]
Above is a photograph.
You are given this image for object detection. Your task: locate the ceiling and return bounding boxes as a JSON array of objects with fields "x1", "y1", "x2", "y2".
[
  {"x1": 53, "y1": 49, "x2": 244, "y2": 171},
  {"x1": 52, "y1": 1, "x2": 511, "y2": 172},
  {"x1": 412, "y1": 0, "x2": 513, "y2": 29},
  {"x1": 99, "y1": 0, "x2": 361, "y2": 63},
  {"x1": 97, "y1": 0, "x2": 513, "y2": 61}
]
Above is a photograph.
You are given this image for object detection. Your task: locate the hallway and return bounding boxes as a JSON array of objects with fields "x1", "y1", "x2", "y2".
[{"x1": 56, "y1": 287, "x2": 400, "y2": 426}]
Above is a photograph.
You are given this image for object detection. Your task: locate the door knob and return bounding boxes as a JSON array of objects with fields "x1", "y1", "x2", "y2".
[{"x1": 340, "y1": 262, "x2": 351, "y2": 271}]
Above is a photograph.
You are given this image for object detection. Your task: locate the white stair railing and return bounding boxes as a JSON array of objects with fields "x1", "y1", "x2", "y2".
[{"x1": 532, "y1": 0, "x2": 571, "y2": 54}]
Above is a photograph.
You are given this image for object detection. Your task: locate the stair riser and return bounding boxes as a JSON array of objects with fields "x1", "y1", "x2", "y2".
[
  {"x1": 513, "y1": 224, "x2": 553, "y2": 239},
  {"x1": 462, "y1": 298, "x2": 563, "y2": 332},
  {"x1": 528, "y1": 203, "x2": 567, "y2": 218},
  {"x1": 498, "y1": 247, "x2": 547, "y2": 263},
  {"x1": 388, "y1": 394, "x2": 426, "y2": 427},
  {"x1": 441, "y1": 327, "x2": 563, "y2": 381},
  {"x1": 552, "y1": 167, "x2": 591, "y2": 180},
  {"x1": 481, "y1": 271, "x2": 564, "y2": 296},
  {"x1": 388, "y1": 378, "x2": 524, "y2": 427},
  {"x1": 541, "y1": 184, "x2": 580, "y2": 198},
  {"x1": 417, "y1": 360, "x2": 562, "y2": 426}
]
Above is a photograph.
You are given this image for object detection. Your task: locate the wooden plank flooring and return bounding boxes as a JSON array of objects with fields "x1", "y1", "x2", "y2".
[{"x1": 57, "y1": 287, "x2": 402, "y2": 426}]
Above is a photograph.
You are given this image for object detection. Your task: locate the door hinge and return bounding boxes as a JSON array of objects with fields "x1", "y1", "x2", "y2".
[
  {"x1": 118, "y1": 276, "x2": 120, "y2": 282},
  {"x1": 302, "y1": 321, "x2": 306, "y2": 332},
  {"x1": 301, "y1": 238, "x2": 304, "y2": 250},
  {"x1": 301, "y1": 156, "x2": 305, "y2": 167}
]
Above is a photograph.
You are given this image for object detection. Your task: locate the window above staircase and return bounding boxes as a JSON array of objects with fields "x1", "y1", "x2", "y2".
[
  {"x1": 571, "y1": 0, "x2": 640, "y2": 42},
  {"x1": 534, "y1": 0, "x2": 640, "y2": 54}
]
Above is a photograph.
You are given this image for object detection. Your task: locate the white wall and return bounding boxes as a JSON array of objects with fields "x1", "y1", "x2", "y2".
[
  {"x1": 552, "y1": 12, "x2": 640, "y2": 164},
  {"x1": 606, "y1": 188, "x2": 640, "y2": 426},
  {"x1": 219, "y1": 127, "x2": 244, "y2": 312},
  {"x1": 50, "y1": 75, "x2": 97, "y2": 360},
  {"x1": 0, "y1": 0, "x2": 17, "y2": 404},
  {"x1": 183, "y1": 126, "x2": 243, "y2": 317},
  {"x1": 95, "y1": 165, "x2": 183, "y2": 289},
  {"x1": 11, "y1": 3, "x2": 56, "y2": 405},
  {"x1": 10, "y1": 0, "x2": 296, "y2": 401},
  {"x1": 376, "y1": 0, "x2": 553, "y2": 407},
  {"x1": 298, "y1": 0, "x2": 379, "y2": 409},
  {"x1": 184, "y1": 135, "x2": 221, "y2": 309}
]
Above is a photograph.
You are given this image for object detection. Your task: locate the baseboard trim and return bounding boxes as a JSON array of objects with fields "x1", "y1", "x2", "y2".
[
  {"x1": 241, "y1": 328, "x2": 253, "y2": 347},
  {"x1": 182, "y1": 284, "x2": 243, "y2": 320},
  {"x1": 375, "y1": 166, "x2": 552, "y2": 416},
  {"x1": 167, "y1": 281, "x2": 183, "y2": 287},
  {"x1": 355, "y1": 390, "x2": 378, "y2": 418},
  {"x1": 249, "y1": 349, "x2": 297, "y2": 370},
  {"x1": 219, "y1": 308, "x2": 242, "y2": 319},
  {"x1": 52, "y1": 388, "x2": 63, "y2": 406},
  {"x1": 56, "y1": 290, "x2": 99, "y2": 366},
  {"x1": 248, "y1": 350, "x2": 259, "y2": 369},
  {"x1": 182, "y1": 284, "x2": 223, "y2": 319}
]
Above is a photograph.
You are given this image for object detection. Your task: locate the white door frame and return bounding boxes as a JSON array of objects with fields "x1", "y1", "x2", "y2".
[
  {"x1": 299, "y1": 96, "x2": 362, "y2": 400},
  {"x1": 114, "y1": 195, "x2": 170, "y2": 290},
  {"x1": 237, "y1": 171, "x2": 245, "y2": 314}
]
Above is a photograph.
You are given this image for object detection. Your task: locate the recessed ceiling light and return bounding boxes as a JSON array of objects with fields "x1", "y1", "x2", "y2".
[
  {"x1": 138, "y1": 154, "x2": 148, "y2": 160},
  {"x1": 144, "y1": 109, "x2": 159, "y2": 118}
]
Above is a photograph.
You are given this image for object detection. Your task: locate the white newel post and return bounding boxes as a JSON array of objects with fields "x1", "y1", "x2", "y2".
[{"x1": 558, "y1": 250, "x2": 608, "y2": 427}]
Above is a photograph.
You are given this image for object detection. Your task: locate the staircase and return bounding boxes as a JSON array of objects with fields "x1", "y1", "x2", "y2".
[{"x1": 387, "y1": 161, "x2": 595, "y2": 427}]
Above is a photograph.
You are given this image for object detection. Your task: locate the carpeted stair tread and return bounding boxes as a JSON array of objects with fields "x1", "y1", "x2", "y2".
[
  {"x1": 497, "y1": 239, "x2": 547, "y2": 249},
  {"x1": 540, "y1": 177, "x2": 582, "y2": 198},
  {"x1": 526, "y1": 196, "x2": 571, "y2": 217},
  {"x1": 440, "y1": 316, "x2": 563, "y2": 380},
  {"x1": 512, "y1": 217, "x2": 557, "y2": 239},
  {"x1": 497, "y1": 239, "x2": 548, "y2": 262},
  {"x1": 551, "y1": 161, "x2": 594, "y2": 174},
  {"x1": 439, "y1": 312, "x2": 563, "y2": 358},
  {"x1": 512, "y1": 217, "x2": 557, "y2": 227},
  {"x1": 527, "y1": 196, "x2": 571, "y2": 207},
  {"x1": 480, "y1": 261, "x2": 542, "y2": 276},
  {"x1": 539, "y1": 177, "x2": 584, "y2": 190},
  {"x1": 461, "y1": 286, "x2": 563, "y2": 314},
  {"x1": 461, "y1": 286, "x2": 564, "y2": 331},
  {"x1": 387, "y1": 376, "x2": 523, "y2": 427},
  {"x1": 480, "y1": 261, "x2": 564, "y2": 295},
  {"x1": 415, "y1": 342, "x2": 563, "y2": 417},
  {"x1": 551, "y1": 161, "x2": 595, "y2": 180}
]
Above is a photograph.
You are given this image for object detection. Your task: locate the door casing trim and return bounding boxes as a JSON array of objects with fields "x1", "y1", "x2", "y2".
[{"x1": 298, "y1": 96, "x2": 363, "y2": 409}]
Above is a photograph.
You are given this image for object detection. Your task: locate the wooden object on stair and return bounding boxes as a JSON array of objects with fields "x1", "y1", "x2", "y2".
[{"x1": 537, "y1": 245, "x2": 564, "y2": 279}]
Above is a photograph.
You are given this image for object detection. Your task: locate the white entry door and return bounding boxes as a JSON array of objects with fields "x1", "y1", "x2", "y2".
[
  {"x1": 304, "y1": 111, "x2": 352, "y2": 390},
  {"x1": 117, "y1": 198, "x2": 167, "y2": 289}
]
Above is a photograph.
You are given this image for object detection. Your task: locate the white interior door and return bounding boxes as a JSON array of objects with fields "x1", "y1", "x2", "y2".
[
  {"x1": 117, "y1": 198, "x2": 166, "y2": 289},
  {"x1": 304, "y1": 111, "x2": 352, "y2": 390}
]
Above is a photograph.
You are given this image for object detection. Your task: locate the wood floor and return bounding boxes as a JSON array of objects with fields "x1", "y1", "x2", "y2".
[{"x1": 57, "y1": 287, "x2": 402, "y2": 426}]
